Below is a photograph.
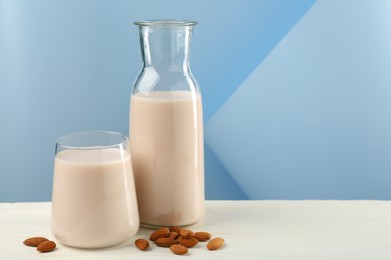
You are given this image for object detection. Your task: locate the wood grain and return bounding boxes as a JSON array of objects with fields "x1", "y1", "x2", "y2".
[{"x1": 1, "y1": 201, "x2": 391, "y2": 259}]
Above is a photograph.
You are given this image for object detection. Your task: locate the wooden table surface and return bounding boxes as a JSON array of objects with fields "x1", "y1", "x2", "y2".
[{"x1": 1, "y1": 200, "x2": 391, "y2": 259}]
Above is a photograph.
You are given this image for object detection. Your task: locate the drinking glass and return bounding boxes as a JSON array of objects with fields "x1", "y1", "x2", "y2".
[{"x1": 51, "y1": 131, "x2": 139, "y2": 248}]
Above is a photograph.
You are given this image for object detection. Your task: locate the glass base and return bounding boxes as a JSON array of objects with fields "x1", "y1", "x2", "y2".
[{"x1": 56, "y1": 238, "x2": 129, "y2": 250}]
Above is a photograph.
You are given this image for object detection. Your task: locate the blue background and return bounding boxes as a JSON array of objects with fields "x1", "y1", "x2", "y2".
[{"x1": 1, "y1": 0, "x2": 391, "y2": 202}]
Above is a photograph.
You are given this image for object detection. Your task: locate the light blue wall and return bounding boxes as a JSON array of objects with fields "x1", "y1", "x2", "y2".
[
  {"x1": 206, "y1": 0, "x2": 391, "y2": 199},
  {"x1": 1, "y1": 0, "x2": 390, "y2": 202}
]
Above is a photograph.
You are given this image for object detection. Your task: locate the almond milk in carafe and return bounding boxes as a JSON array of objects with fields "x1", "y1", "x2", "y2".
[{"x1": 130, "y1": 20, "x2": 204, "y2": 227}]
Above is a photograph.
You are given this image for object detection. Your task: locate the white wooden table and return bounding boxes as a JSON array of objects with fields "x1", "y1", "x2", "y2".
[{"x1": 1, "y1": 201, "x2": 391, "y2": 259}]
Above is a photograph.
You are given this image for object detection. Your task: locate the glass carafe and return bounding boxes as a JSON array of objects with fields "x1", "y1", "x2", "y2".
[{"x1": 130, "y1": 20, "x2": 204, "y2": 227}]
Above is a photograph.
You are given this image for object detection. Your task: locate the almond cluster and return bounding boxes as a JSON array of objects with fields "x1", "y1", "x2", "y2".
[
  {"x1": 23, "y1": 237, "x2": 56, "y2": 253},
  {"x1": 135, "y1": 226, "x2": 225, "y2": 255}
]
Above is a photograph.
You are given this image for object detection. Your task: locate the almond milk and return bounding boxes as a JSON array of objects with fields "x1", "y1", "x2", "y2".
[
  {"x1": 51, "y1": 149, "x2": 139, "y2": 248},
  {"x1": 130, "y1": 91, "x2": 204, "y2": 226}
]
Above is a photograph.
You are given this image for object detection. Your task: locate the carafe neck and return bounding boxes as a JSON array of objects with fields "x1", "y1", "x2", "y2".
[{"x1": 136, "y1": 20, "x2": 196, "y2": 71}]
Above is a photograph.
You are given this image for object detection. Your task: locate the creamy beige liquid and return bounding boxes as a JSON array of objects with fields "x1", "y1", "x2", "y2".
[
  {"x1": 51, "y1": 149, "x2": 139, "y2": 248},
  {"x1": 130, "y1": 91, "x2": 204, "y2": 226}
]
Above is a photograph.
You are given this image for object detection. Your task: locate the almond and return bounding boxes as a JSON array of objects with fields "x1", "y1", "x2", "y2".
[
  {"x1": 149, "y1": 227, "x2": 170, "y2": 241},
  {"x1": 179, "y1": 229, "x2": 194, "y2": 239},
  {"x1": 135, "y1": 239, "x2": 149, "y2": 251},
  {"x1": 207, "y1": 237, "x2": 225, "y2": 250},
  {"x1": 169, "y1": 232, "x2": 179, "y2": 239},
  {"x1": 37, "y1": 240, "x2": 56, "y2": 253},
  {"x1": 23, "y1": 237, "x2": 48, "y2": 247},
  {"x1": 194, "y1": 232, "x2": 211, "y2": 242},
  {"x1": 155, "y1": 238, "x2": 179, "y2": 247},
  {"x1": 169, "y1": 226, "x2": 182, "y2": 233},
  {"x1": 170, "y1": 244, "x2": 188, "y2": 255},
  {"x1": 178, "y1": 236, "x2": 198, "y2": 248}
]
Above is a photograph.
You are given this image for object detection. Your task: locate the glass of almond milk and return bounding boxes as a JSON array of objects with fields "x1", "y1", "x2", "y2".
[{"x1": 51, "y1": 131, "x2": 139, "y2": 248}]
